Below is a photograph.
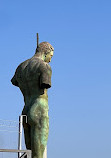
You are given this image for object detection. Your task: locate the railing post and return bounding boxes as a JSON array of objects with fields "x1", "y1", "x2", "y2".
[
  {"x1": 18, "y1": 115, "x2": 23, "y2": 158},
  {"x1": 18, "y1": 115, "x2": 27, "y2": 158}
]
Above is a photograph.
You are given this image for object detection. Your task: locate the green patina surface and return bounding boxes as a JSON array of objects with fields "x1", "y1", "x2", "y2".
[{"x1": 11, "y1": 42, "x2": 54, "y2": 158}]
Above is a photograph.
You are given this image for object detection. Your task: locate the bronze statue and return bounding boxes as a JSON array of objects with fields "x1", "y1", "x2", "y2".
[{"x1": 11, "y1": 35, "x2": 54, "y2": 158}]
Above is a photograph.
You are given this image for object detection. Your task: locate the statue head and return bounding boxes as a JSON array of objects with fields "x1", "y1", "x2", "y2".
[{"x1": 35, "y1": 42, "x2": 54, "y2": 63}]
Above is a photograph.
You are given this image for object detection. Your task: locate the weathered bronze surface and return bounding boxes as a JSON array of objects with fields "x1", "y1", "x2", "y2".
[{"x1": 11, "y1": 41, "x2": 54, "y2": 158}]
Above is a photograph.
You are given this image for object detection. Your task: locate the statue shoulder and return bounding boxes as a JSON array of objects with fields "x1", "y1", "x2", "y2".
[
  {"x1": 16, "y1": 57, "x2": 42, "y2": 79},
  {"x1": 11, "y1": 59, "x2": 30, "y2": 83},
  {"x1": 16, "y1": 59, "x2": 30, "y2": 71}
]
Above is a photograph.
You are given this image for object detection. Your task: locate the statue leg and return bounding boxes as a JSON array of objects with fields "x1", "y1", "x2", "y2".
[
  {"x1": 28, "y1": 98, "x2": 49, "y2": 158},
  {"x1": 22, "y1": 106, "x2": 31, "y2": 149},
  {"x1": 23, "y1": 119, "x2": 31, "y2": 149},
  {"x1": 30, "y1": 116, "x2": 49, "y2": 158}
]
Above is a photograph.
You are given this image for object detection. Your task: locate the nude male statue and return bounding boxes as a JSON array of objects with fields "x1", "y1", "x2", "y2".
[{"x1": 11, "y1": 41, "x2": 54, "y2": 158}]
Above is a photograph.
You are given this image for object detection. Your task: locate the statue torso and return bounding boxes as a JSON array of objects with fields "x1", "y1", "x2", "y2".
[{"x1": 11, "y1": 56, "x2": 52, "y2": 106}]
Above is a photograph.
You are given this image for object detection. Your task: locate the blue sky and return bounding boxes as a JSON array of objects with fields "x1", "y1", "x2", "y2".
[{"x1": 0, "y1": 0, "x2": 111, "y2": 158}]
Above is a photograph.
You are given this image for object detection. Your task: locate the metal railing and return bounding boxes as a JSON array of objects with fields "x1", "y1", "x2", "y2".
[
  {"x1": 0, "y1": 115, "x2": 31, "y2": 158},
  {"x1": 0, "y1": 149, "x2": 31, "y2": 158},
  {"x1": 0, "y1": 115, "x2": 47, "y2": 158}
]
